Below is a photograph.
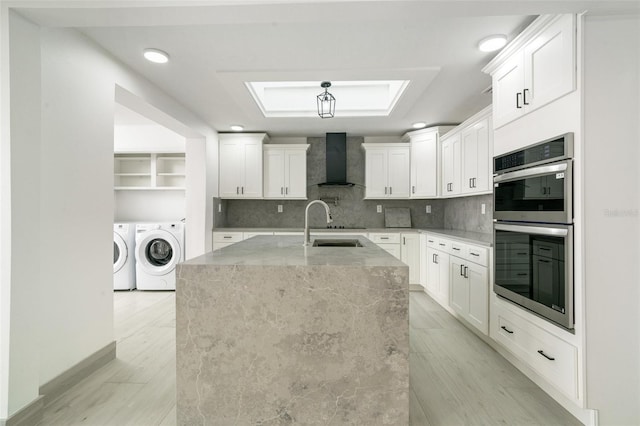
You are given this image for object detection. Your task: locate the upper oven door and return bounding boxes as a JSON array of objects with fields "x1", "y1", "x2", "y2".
[{"x1": 493, "y1": 160, "x2": 572, "y2": 224}]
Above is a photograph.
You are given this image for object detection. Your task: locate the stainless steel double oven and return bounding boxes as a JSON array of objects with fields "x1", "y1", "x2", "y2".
[{"x1": 493, "y1": 133, "x2": 574, "y2": 330}]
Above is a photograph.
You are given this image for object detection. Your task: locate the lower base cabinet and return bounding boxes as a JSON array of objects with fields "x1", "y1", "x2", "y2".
[
  {"x1": 425, "y1": 247, "x2": 450, "y2": 305},
  {"x1": 491, "y1": 298, "x2": 579, "y2": 400},
  {"x1": 450, "y1": 256, "x2": 489, "y2": 335}
]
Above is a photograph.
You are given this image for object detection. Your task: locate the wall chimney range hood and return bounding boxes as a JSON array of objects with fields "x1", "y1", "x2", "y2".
[{"x1": 319, "y1": 132, "x2": 355, "y2": 187}]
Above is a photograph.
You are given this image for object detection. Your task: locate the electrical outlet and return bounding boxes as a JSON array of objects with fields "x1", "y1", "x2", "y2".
[
  {"x1": 377, "y1": 205, "x2": 382, "y2": 213},
  {"x1": 278, "y1": 205, "x2": 283, "y2": 213},
  {"x1": 426, "y1": 205, "x2": 431, "y2": 214},
  {"x1": 218, "y1": 204, "x2": 222, "y2": 213},
  {"x1": 481, "y1": 203, "x2": 486, "y2": 215}
]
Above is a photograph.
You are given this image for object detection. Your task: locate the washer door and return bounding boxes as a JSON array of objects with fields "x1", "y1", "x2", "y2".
[
  {"x1": 135, "y1": 230, "x2": 181, "y2": 276},
  {"x1": 113, "y1": 232, "x2": 128, "y2": 274}
]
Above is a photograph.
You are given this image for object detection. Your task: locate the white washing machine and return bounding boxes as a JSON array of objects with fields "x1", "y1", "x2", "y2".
[
  {"x1": 113, "y1": 223, "x2": 136, "y2": 290},
  {"x1": 135, "y1": 222, "x2": 185, "y2": 291}
]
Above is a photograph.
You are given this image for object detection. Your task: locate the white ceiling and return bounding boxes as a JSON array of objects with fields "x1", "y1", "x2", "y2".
[{"x1": 16, "y1": 1, "x2": 640, "y2": 137}]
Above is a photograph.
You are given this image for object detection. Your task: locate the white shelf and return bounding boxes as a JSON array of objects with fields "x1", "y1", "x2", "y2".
[{"x1": 114, "y1": 152, "x2": 185, "y2": 190}]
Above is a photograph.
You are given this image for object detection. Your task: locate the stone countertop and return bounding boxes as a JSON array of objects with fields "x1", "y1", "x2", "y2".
[
  {"x1": 212, "y1": 227, "x2": 493, "y2": 246},
  {"x1": 186, "y1": 235, "x2": 408, "y2": 267}
]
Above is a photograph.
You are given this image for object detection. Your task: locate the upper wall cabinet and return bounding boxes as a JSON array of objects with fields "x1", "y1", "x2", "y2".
[
  {"x1": 263, "y1": 144, "x2": 309, "y2": 199},
  {"x1": 219, "y1": 133, "x2": 269, "y2": 199},
  {"x1": 440, "y1": 106, "x2": 493, "y2": 197},
  {"x1": 362, "y1": 143, "x2": 410, "y2": 199},
  {"x1": 484, "y1": 15, "x2": 576, "y2": 129},
  {"x1": 402, "y1": 126, "x2": 454, "y2": 199}
]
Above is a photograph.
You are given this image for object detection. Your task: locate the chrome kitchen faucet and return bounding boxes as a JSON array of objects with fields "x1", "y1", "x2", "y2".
[{"x1": 303, "y1": 200, "x2": 333, "y2": 246}]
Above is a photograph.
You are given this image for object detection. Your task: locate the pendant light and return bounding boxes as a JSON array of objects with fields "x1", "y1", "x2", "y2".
[{"x1": 317, "y1": 81, "x2": 336, "y2": 119}]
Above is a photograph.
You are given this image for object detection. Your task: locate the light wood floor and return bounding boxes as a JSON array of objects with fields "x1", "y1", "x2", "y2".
[{"x1": 38, "y1": 291, "x2": 581, "y2": 425}]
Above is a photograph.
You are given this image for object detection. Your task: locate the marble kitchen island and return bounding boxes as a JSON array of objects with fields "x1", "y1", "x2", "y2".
[{"x1": 176, "y1": 235, "x2": 409, "y2": 425}]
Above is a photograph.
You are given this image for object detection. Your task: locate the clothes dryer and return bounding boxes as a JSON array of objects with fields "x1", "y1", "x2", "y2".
[
  {"x1": 135, "y1": 222, "x2": 185, "y2": 290},
  {"x1": 113, "y1": 223, "x2": 136, "y2": 290}
]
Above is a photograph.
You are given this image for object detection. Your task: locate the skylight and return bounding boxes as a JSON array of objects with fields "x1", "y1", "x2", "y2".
[{"x1": 245, "y1": 80, "x2": 410, "y2": 118}]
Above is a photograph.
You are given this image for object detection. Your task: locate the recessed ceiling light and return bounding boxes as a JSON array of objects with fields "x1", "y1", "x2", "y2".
[
  {"x1": 230, "y1": 125, "x2": 244, "y2": 131},
  {"x1": 143, "y1": 48, "x2": 169, "y2": 64},
  {"x1": 412, "y1": 122, "x2": 427, "y2": 129},
  {"x1": 478, "y1": 35, "x2": 507, "y2": 53}
]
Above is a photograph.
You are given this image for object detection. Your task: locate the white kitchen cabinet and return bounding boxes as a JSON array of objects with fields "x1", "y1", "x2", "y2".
[
  {"x1": 461, "y1": 116, "x2": 491, "y2": 194},
  {"x1": 368, "y1": 232, "x2": 401, "y2": 260},
  {"x1": 425, "y1": 244, "x2": 450, "y2": 306},
  {"x1": 263, "y1": 144, "x2": 309, "y2": 199},
  {"x1": 114, "y1": 153, "x2": 185, "y2": 190},
  {"x1": 441, "y1": 134, "x2": 461, "y2": 196},
  {"x1": 212, "y1": 231, "x2": 244, "y2": 251},
  {"x1": 440, "y1": 107, "x2": 493, "y2": 197},
  {"x1": 362, "y1": 144, "x2": 410, "y2": 199},
  {"x1": 487, "y1": 15, "x2": 576, "y2": 129},
  {"x1": 219, "y1": 133, "x2": 268, "y2": 198},
  {"x1": 400, "y1": 233, "x2": 421, "y2": 285},
  {"x1": 449, "y1": 243, "x2": 489, "y2": 335},
  {"x1": 492, "y1": 297, "x2": 579, "y2": 400},
  {"x1": 402, "y1": 127, "x2": 454, "y2": 199}
]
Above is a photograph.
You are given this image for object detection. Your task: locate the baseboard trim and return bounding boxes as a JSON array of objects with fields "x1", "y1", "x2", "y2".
[
  {"x1": 409, "y1": 284, "x2": 425, "y2": 292},
  {"x1": 39, "y1": 340, "x2": 117, "y2": 407},
  {"x1": 1, "y1": 395, "x2": 44, "y2": 426}
]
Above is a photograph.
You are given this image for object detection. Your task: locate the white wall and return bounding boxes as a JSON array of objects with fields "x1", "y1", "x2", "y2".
[
  {"x1": 583, "y1": 14, "x2": 640, "y2": 425},
  {"x1": 1, "y1": 11, "x2": 218, "y2": 419},
  {"x1": 0, "y1": 5, "x2": 11, "y2": 420},
  {"x1": 114, "y1": 191, "x2": 186, "y2": 223},
  {"x1": 6, "y1": 11, "x2": 42, "y2": 416},
  {"x1": 114, "y1": 123, "x2": 185, "y2": 153}
]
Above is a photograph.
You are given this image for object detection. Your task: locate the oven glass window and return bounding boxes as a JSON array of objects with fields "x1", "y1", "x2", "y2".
[
  {"x1": 495, "y1": 229, "x2": 566, "y2": 314},
  {"x1": 495, "y1": 173, "x2": 565, "y2": 213}
]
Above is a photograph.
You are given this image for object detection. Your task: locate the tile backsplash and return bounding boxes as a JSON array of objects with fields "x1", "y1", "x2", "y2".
[{"x1": 214, "y1": 136, "x2": 492, "y2": 232}]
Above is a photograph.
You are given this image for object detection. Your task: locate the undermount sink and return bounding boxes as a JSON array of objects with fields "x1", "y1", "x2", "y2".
[{"x1": 312, "y1": 239, "x2": 363, "y2": 247}]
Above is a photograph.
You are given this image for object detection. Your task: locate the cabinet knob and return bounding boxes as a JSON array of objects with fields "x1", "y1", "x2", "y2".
[
  {"x1": 516, "y1": 92, "x2": 523, "y2": 109},
  {"x1": 523, "y1": 88, "x2": 530, "y2": 105},
  {"x1": 537, "y1": 350, "x2": 555, "y2": 361}
]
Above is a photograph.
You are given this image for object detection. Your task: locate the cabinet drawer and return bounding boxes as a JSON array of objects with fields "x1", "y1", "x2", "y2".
[
  {"x1": 425, "y1": 235, "x2": 439, "y2": 248},
  {"x1": 368, "y1": 233, "x2": 401, "y2": 244},
  {"x1": 213, "y1": 232, "x2": 244, "y2": 243},
  {"x1": 449, "y1": 241, "x2": 467, "y2": 257},
  {"x1": 495, "y1": 311, "x2": 578, "y2": 399},
  {"x1": 467, "y1": 245, "x2": 488, "y2": 266}
]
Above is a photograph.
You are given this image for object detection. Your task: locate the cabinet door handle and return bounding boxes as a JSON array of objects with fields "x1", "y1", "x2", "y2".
[
  {"x1": 538, "y1": 247, "x2": 552, "y2": 252},
  {"x1": 286, "y1": 187, "x2": 288, "y2": 195},
  {"x1": 517, "y1": 273, "x2": 528, "y2": 276},
  {"x1": 523, "y1": 88, "x2": 530, "y2": 105},
  {"x1": 547, "y1": 186, "x2": 551, "y2": 194},
  {"x1": 281, "y1": 187, "x2": 284, "y2": 195},
  {"x1": 241, "y1": 186, "x2": 244, "y2": 195},
  {"x1": 453, "y1": 247, "x2": 460, "y2": 251},
  {"x1": 381, "y1": 237, "x2": 389, "y2": 240},
  {"x1": 412, "y1": 185, "x2": 415, "y2": 194},
  {"x1": 501, "y1": 326, "x2": 514, "y2": 334},
  {"x1": 439, "y1": 243, "x2": 445, "y2": 247},
  {"x1": 473, "y1": 178, "x2": 477, "y2": 188},
  {"x1": 403, "y1": 237, "x2": 406, "y2": 245},
  {"x1": 469, "y1": 178, "x2": 473, "y2": 188},
  {"x1": 236, "y1": 186, "x2": 240, "y2": 194},
  {"x1": 223, "y1": 236, "x2": 232, "y2": 239},
  {"x1": 385, "y1": 187, "x2": 388, "y2": 195},
  {"x1": 464, "y1": 266, "x2": 468, "y2": 278},
  {"x1": 470, "y1": 252, "x2": 479, "y2": 257},
  {"x1": 460, "y1": 264, "x2": 464, "y2": 276},
  {"x1": 537, "y1": 350, "x2": 555, "y2": 361},
  {"x1": 542, "y1": 186, "x2": 547, "y2": 195},
  {"x1": 516, "y1": 92, "x2": 523, "y2": 109},
  {"x1": 389, "y1": 187, "x2": 393, "y2": 195}
]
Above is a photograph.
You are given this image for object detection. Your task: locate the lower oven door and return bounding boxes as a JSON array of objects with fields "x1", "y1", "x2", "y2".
[
  {"x1": 494, "y1": 222, "x2": 574, "y2": 330},
  {"x1": 493, "y1": 160, "x2": 572, "y2": 224}
]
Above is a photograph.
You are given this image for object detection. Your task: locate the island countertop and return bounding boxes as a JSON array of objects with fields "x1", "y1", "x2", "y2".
[
  {"x1": 185, "y1": 234, "x2": 407, "y2": 267},
  {"x1": 176, "y1": 234, "x2": 409, "y2": 425}
]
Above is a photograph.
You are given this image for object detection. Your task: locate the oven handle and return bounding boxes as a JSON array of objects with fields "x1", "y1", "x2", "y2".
[
  {"x1": 494, "y1": 162, "x2": 568, "y2": 184},
  {"x1": 494, "y1": 223, "x2": 569, "y2": 237}
]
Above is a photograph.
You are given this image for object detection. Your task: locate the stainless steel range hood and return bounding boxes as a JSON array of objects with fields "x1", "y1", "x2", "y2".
[{"x1": 318, "y1": 132, "x2": 355, "y2": 187}]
